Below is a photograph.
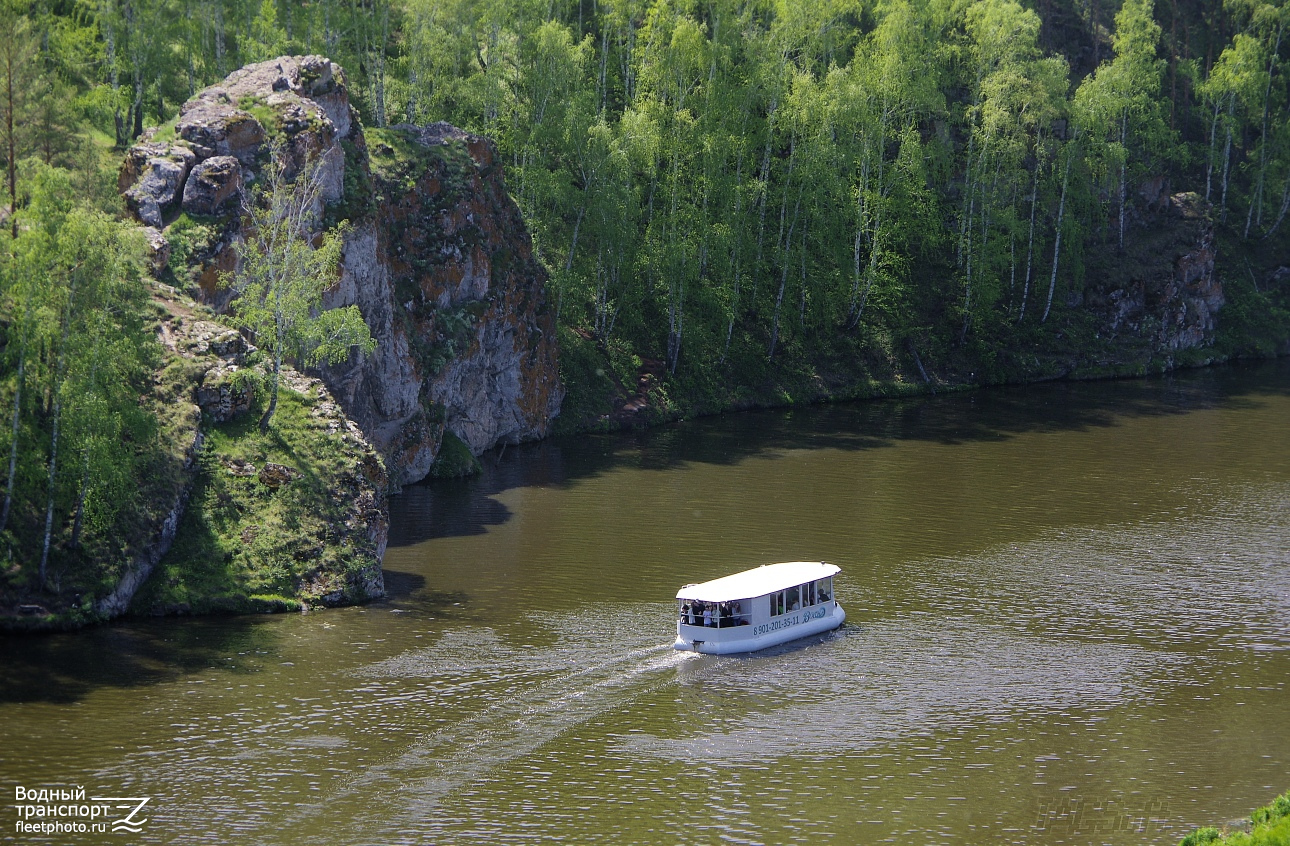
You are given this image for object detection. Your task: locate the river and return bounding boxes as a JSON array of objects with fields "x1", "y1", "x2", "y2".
[{"x1": 2, "y1": 360, "x2": 1288, "y2": 845}]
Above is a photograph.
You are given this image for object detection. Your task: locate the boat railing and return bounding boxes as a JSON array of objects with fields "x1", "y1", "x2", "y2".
[{"x1": 679, "y1": 616, "x2": 752, "y2": 629}]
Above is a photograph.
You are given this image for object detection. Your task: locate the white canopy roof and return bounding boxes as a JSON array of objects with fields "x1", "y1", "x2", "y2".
[{"x1": 675, "y1": 562, "x2": 839, "y2": 603}]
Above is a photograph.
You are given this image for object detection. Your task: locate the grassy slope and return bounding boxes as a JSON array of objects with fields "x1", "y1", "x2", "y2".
[{"x1": 131, "y1": 374, "x2": 386, "y2": 616}]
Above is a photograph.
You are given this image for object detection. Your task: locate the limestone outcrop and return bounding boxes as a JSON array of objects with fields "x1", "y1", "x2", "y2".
[
  {"x1": 1084, "y1": 190, "x2": 1225, "y2": 356},
  {"x1": 88, "y1": 286, "x2": 389, "y2": 622},
  {"x1": 182, "y1": 156, "x2": 244, "y2": 217},
  {"x1": 119, "y1": 55, "x2": 351, "y2": 229},
  {"x1": 119, "y1": 56, "x2": 563, "y2": 489},
  {"x1": 319, "y1": 123, "x2": 563, "y2": 485}
]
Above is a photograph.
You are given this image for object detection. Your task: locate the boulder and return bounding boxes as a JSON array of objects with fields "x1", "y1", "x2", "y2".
[
  {"x1": 119, "y1": 142, "x2": 196, "y2": 193},
  {"x1": 296, "y1": 54, "x2": 352, "y2": 138},
  {"x1": 141, "y1": 226, "x2": 171, "y2": 272},
  {"x1": 259, "y1": 462, "x2": 303, "y2": 488},
  {"x1": 121, "y1": 144, "x2": 196, "y2": 227},
  {"x1": 177, "y1": 104, "x2": 268, "y2": 165},
  {"x1": 182, "y1": 156, "x2": 244, "y2": 217},
  {"x1": 223, "y1": 457, "x2": 258, "y2": 477},
  {"x1": 195, "y1": 361, "x2": 253, "y2": 422}
]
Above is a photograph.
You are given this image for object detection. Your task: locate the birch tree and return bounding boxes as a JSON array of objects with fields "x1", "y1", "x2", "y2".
[
  {"x1": 224, "y1": 144, "x2": 374, "y2": 432},
  {"x1": 1231, "y1": 0, "x2": 1289, "y2": 238},
  {"x1": 1074, "y1": 0, "x2": 1170, "y2": 250},
  {"x1": 841, "y1": 0, "x2": 942, "y2": 331}
]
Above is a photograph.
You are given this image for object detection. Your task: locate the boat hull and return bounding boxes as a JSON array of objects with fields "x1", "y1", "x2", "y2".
[{"x1": 673, "y1": 603, "x2": 846, "y2": 655}]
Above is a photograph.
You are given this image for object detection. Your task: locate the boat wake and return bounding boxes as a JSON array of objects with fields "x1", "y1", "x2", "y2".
[{"x1": 288, "y1": 605, "x2": 691, "y2": 843}]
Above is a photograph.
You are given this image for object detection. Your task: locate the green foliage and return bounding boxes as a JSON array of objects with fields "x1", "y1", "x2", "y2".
[
  {"x1": 330, "y1": 138, "x2": 377, "y2": 225},
  {"x1": 223, "y1": 141, "x2": 375, "y2": 431},
  {"x1": 1, "y1": 0, "x2": 1288, "y2": 456},
  {"x1": 165, "y1": 213, "x2": 219, "y2": 285},
  {"x1": 236, "y1": 95, "x2": 283, "y2": 136},
  {"x1": 0, "y1": 161, "x2": 161, "y2": 605},
  {"x1": 1178, "y1": 790, "x2": 1290, "y2": 846},
  {"x1": 0, "y1": 0, "x2": 1286, "y2": 628},
  {"x1": 1254, "y1": 792, "x2": 1290, "y2": 826},
  {"x1": 550, "y1": 326, "x2": 624, "y2": 433},
  {"x1": 429, "y1": 429, "x2": 482, "y2": 478}
]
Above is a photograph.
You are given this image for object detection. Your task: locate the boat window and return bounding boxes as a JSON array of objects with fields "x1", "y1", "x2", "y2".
[
  {"x1": 786, "y1": 586, "x2": 800, "y2": 611},
  {"x1": 817, "y1": 577, "x2": 832, "y2": 602},
  {"x1": 804, "y1": 581, "x2": 816, "y2": 606},
  {"x1": 725, "y1": 600, "x2": 750, "y2": 627},
  {"x1": 680, "y1": 600, "x2": 752, "y2": 628}
]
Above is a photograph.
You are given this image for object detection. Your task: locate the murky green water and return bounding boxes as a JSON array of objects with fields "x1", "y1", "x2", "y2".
[{"x1": 3, "y1": 361, "x2": 1289, "y2": 845}]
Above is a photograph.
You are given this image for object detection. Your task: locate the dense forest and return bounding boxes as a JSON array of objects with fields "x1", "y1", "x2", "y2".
[{"x1": 1, "y1": 0, "x2": 1289, "y2": 602}]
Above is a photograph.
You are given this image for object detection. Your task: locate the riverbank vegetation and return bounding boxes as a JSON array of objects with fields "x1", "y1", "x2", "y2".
[
  {"x1": 391, "y1": 0, "x2": 1290, "y2": 426},
  {"x1": 0, "y1": 160, "x2": 169, "y2": 620},
  {"x1": 2, "y1": 0, "x2": 1290, "y2": 614},
  {"x1": 1179, "y1": 790, "x2": 1290, "y2": 846}
]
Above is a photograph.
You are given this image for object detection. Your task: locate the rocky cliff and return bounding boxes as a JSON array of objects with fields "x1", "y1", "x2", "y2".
[
  {"x1": 118, "y1": 56, "x2": 563, "y2": 488},
  {"x1": 1082, "y1": 188, "x2": 1225, "y2": 360},
  {"x1": 318, "y1": 122, "x2": 563, "y2": 485}
]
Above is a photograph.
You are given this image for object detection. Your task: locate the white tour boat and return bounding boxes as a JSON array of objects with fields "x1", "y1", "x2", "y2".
[{"x1": 673, "y1": 561, "x2": 845, "y2": 654}]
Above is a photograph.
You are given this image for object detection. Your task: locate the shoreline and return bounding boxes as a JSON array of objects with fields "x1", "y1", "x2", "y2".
[{"x1": 3, "y1": 348, "x2": 1287, "y2": 635}]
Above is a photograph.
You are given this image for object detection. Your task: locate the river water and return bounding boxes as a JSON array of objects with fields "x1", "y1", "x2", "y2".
[{"x1": 2, "y1": 361, "x2": 1288, "y2": 845}]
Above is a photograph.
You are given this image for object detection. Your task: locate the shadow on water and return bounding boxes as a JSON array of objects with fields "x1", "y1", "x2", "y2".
[
  {"x1": 0, "y1": 615, "x2": 282, "y2": 704},
  {"x1": 389, "y1": 358, "x2": 1290, "y2": 547},
  {"x1": 380, "y1": 568, "x2": 428, "y2": 601},
  {"x1": 381, "y1": 569, "x2": 471, "y2": 608}
]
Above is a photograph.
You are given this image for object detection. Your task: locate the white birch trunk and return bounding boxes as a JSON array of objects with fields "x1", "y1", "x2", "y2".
[{"x1": 1043, "y1": 142, "x2": 1075, "y2": 324}]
